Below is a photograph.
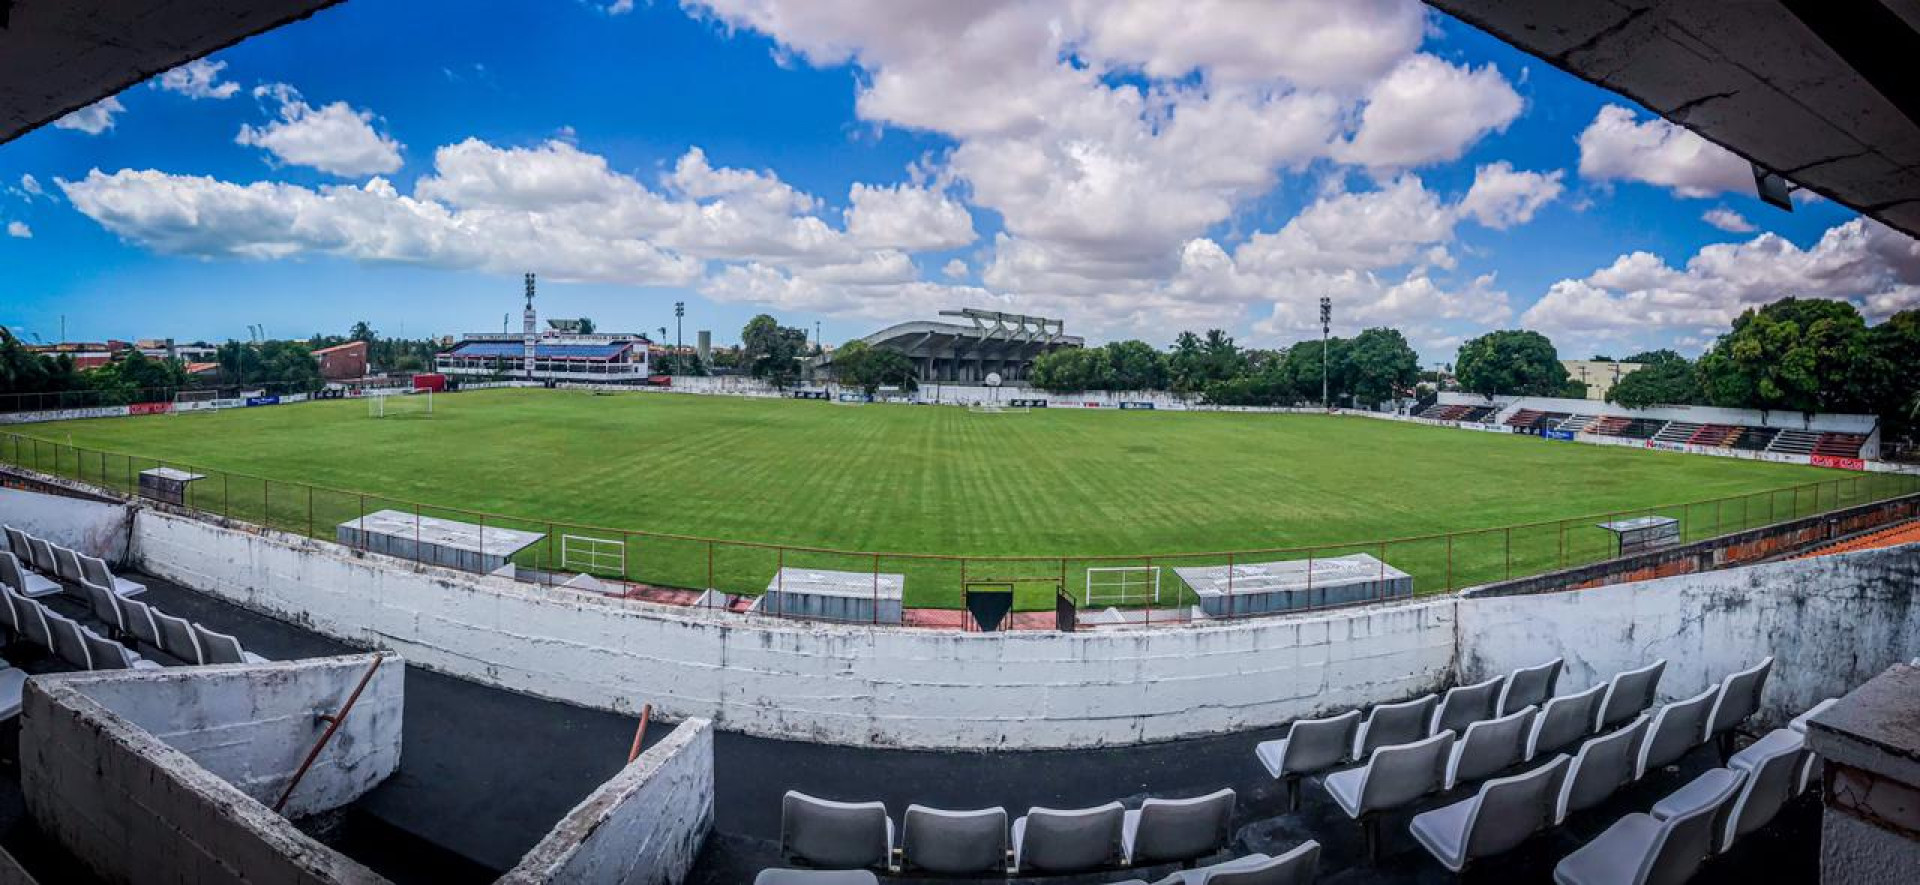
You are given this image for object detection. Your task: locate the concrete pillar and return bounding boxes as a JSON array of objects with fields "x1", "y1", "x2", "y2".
[{"x1": 1808, "y1": 663, "x2": 1920, "y2": 884}]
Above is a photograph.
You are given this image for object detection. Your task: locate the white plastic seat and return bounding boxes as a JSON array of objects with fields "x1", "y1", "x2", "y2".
[
  {"x1": 1411, "y1": 754, "x2": 1570, "y2": 872},
  {"x1": 1500, "y1": 659, "x2": 1563, "y2": 716},
  {"x1": 43, "y1": 612, "x2": 93, "y2": 669},
  {"x1": 1325, "y1": 730, "x2": 1455, "y2": 861},
  {"x1": 1705, "y1": 657, "x2": 1773, "y2": 757},
  {"x1": 1153, "y1": 841, "x2": 1320, "y2": 885},
  {"x1": 12, "y1": 592, "x2": 53, "y2": 652},
  {"x1": 76, "y1": 579, "x2": 125, "y2": 635},
  {"x1": 1432, "y1": 676, "x2": 1505, "y2": 737},
  {"x1": 1554, "y1": 768, "x2": 1741, "y2": 885},
  {"x1": 753, "y1": 871, "x2": 878, "y2": 885},
  {"x1": 81, "y1": 628, "x2": 161, "y2": 671},
  {"x1": 191, "y1": 623, "x2": 269, "y2": 664},
  {"x1": 1595, "y1": 660, "x2": 1665, "y2": 732},
  {"x1": 1, "y1": 526, "x2": 30, "y2": 561},
  {"x1": 79, "y1": 554, "x2": 145, "y2": 598},
  {"x1": 1635, "y1": 686, "x2": 1718, "y2": 779},
  {"x1": 1354, "y1": 694, "x2": 1437, "y2": 760},
  {"x1": 1529, "y1": 684, "x2": 1605, "y2": 760},
  {"x1": 1446, "y1": 706, "x2": 1536, "y2": 789},
  {"x1": 1255, "y1": 710, "x2": 1359, "y2": 809},
  {"x1": 1788, "y1": 698, "x2": 1839, "y2": 794},
  {"x1": 153, "y1": 611, "x2": 203, "y2": 665},
  {"x1": 0, "y1": 667, "x2": 25, "y2": 720},
  {"x1": 24, "y1": 536, "x2": 58, "y2": 576},
  {"x1": 1122, "y1": 788, "x2": 1234, "y2": 867},
  {"x1": 51, "y1": 545, "x2": 86, "y2": 584},
  {"x1": 1556, "y1": 715, "x2": 1649, "y2": 824},
  {"x1": 1012, "y1": 802, "x2": 1126, "y2": 873},
  {"x1": 779, "y1": 792, "x2": 895, "y2": 871},
  {"x1": 118, "y1": 597, "x2": 164, "y2": 652},
  {"x1": 1718, "y1": 729, "x2": 1806, "y2": 852},
  {"x1": 898, "y1": 805, "x2": 1007, "y2": 875},
  {"x1": 0, "y1": 551, "x2": 59, "y2": 598}
]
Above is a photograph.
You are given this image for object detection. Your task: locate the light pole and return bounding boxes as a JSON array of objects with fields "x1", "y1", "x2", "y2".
[
  {"x1": 674, "y1": 301, "x2": 684, "y2": 354},
  {"x1": 1319, "y1": 296, "x2": 1332, "y2": 411}
]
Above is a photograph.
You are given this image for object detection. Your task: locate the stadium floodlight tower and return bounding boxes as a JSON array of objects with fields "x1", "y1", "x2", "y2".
[
  {"x1": 1319, "y1": 296, "x2": 1332, "y2": 410},
  {"x1": 522, "y1": 272, "x2": 537, "y2": 380}
]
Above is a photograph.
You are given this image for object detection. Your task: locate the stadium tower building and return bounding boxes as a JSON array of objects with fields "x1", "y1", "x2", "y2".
[{"x1": 813, "y1": 307, "x2": 1083, "y2": 385}]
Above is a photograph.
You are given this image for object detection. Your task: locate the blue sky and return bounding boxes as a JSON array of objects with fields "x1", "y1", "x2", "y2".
[{"x1": 2, "y1": 0, "x2": 1909, "y2": 364}]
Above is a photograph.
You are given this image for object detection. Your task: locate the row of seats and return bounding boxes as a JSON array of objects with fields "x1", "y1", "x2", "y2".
[
  {"x1": 1652, "y1": 421, "x2": 1701, "y2": 444},
  {"x1": 2, "y1": 524, "x2": 266, "y2": 668},
  {"x1": 772, "y1": 787, "x2": 1242, "y2": 878},
  {"x1": 759, "y1": 841, "x2": 1319, "y2": 885},
  {"x1": 1529, "y1": 414, "x2": 1864, "y2": 459},
  {"x1": 1554, "y1": 699, "x2": 1833, "y2": 884}
]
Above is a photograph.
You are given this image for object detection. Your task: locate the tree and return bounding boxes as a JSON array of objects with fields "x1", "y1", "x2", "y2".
[
  {"x1": 1696, "y1": 297, "x2": 1874, "y2": 414},
  {"x1": 1168, "y1": 330, "x2": 1245, "y2": 393},
  {"x1": 577, "y1": 317, "x2": 596, "y2": 334},
  {"x1": 1029, "y1": 347, "x2": 1113, "y2": 393},
  {"x1": 740, "y1": 314, "x2": 808, "y2": 389},
  {"x1": 1455, "y1": 330, "x2": 1571, "y2": 397},
  {"x1": 349, "y1": 321, "x2": 376, "y2": 344},
  {"x1": 1607, "y1": 352, "x2": 1701, "y2": 408},
  {"x1": 1346, "y1": 328, "x2": 1419, "y2": 407},
  {"x1": 1277, "y1": 338, "x2": 1351, "y2": 404},
  {"x1": 831, "y1": 341, "x2": 919, "y2": 395},
  {"x1": 1201, "y1": 350, "x2": 1295, "y2": 406},
  {"x1": 1865, "y1": 309, "x2": 1920, "y2": 442},
  {"x1": 1621, "y1": 349, "x2": 1682, "y2": 364},
  {"x1": 1103, "y1": 340, "x2": 1169, "y2": 391},
  {"x1": 85, "y1": 351, "x2": 189, "y2": 404}
]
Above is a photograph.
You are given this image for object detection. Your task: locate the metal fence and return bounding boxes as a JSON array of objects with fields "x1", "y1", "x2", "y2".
[{"x1": 3, "y1": 430, "x2": 1917, "y2": 626}]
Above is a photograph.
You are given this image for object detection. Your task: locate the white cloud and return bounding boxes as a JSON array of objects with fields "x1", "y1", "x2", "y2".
[
  {"x1": 1522, "y1": 218, "x2": 1920, "y2": 354},
  {"x1": 844, "y1": 182, "x2": 975, "y2": 251},
  {"x1": 1068, "y1": 0, "x2": 1426, "y2": 89},
  {"x1": 18, "y1": 174, "x2": 43, "y2": 198},
  {"x1": 1335, "y1": 54, "x2": 1523, "y2": 169},
  {"x1": 1577, "y1": 104, "x2": 1752, "y2": 198},
  {"x1": 5, "y1": 221, "x2": 29, "y2": 239},
  {"x1": 606, "y1": 0, "x2": 635, "y2": 13},
  {"x1": 236, "y1": 85, "x2": 403, "y2": 176},
  {"x1": 1702, "y1": 207, "x2": 1755, "y2": 233},
  {"x1": 942, "y1": 258, "x2": 969, "y2": 279},
  {"x1": 53, "y1": 97, "x2": 124, "y2": 135},
  {"x1": 1458, "y1": 162, "x2": 1564, "y2": 229},
  {"x1": 155, "y1": 59, "x2": 240, "y2": 100}
]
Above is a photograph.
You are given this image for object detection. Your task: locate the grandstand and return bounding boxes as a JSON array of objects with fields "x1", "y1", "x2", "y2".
[
  {"x1": 812, "y1": 308, "x2": 1083, "y2": 385},
  {"x1": 1422, "y1": 393, "x2": 1884, "y2": 463}
]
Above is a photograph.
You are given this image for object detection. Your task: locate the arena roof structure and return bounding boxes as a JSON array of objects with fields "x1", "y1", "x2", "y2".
[
  {"x1": 1427, "y1": 0, "x2": 1920, "y2": 238},
  {"x1": 815, "y1": 308, "x2": 1084, "y2": 384},
  {"x1": 0, "y1": 0, "x2": 341, "y2": 145}
]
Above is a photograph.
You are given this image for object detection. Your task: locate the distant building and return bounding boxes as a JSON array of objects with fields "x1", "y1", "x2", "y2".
[
  {"x1": 135, "y1": 339, "x2": 216, "y2": 361},
  {"x1": 811, "y1": 308, "x2": 1082, "y2": 384},
  {"x1": 1561, "y1": 360, "x2": 1644, "y2": 401},
  {"x1": 313, "y1": 341, "x2": 369, "y2": 380},
  {"x1": 436, "y1": 331, "x2": 651, "y2": 383}
]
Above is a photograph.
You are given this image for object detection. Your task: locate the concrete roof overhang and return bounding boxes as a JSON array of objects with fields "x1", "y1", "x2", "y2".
[
  {"x1": 1427, "y1": 0, "x2": 1920, "y2": 238},
  {"x1": 1, "y1": 0, "x2": 341, "y2": 145}
]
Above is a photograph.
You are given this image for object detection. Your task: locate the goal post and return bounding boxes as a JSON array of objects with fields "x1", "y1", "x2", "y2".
[
  {"x1": 560, "y1": 533, "x2": 627, "y2": 577},
  {"x1": 1085, "y1": 565, "x2": 1161, "y2": 606},
  {"x1": 368, "y1": 390, "x2": 433, "y2": 418}
]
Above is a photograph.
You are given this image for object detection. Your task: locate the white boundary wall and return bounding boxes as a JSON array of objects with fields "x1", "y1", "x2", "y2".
[{"x1": 132, "y1": 507, "x2": 1455, "y2": 749}]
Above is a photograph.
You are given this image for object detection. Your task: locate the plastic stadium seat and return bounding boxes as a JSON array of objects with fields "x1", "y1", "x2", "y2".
[
  {"x1": 1556, "y1": 715, "x2": 1649, "y2": 824},
  {"x1": 1255, "y1": 709, "x2": 1360, "y2": 810},
  {"x1": 754, "y1": 871, "x2": 877, "y2": 885},
  {"x1": 0, "y1": 552, "x2": 59, "y2": 598},
  {"x1": 1354, "y1": 694, "x2": 1437, "y2": 761},
  {"x1": 13, "y1": 592, "x2": 53, "y2": 653},
  {"x1": 79, "y1": 554, "x2": 145, "y2": 598},
  {"x1": 0, "y1": 667, "x2": 24, "y2": 720},
  {"x1": 43, "y1": 612, "x2": 93, "y2": 669},
  {"x1": 76, "y1": 579, "x2": 125, "y2": 635},
  {"x1": 1411, "y1": 755, "x2": 1570, "y2": 872},
  {"x1": 1432, "y1": 676, "x2": 1504, "y2": 737},
  {"x1": 191, "y1": 623, "x2": 268, "y2": 664},
  {"x1": 81, "y1": 628, "x2": 161, "y2": 671},
  {"x1": 2, "y1": 526, "x2": 29, "y2": 561},
  {"x1": 1324, "y1": 730, "x2": 1454, "y2": 861},
  {"x1": 51, "y1": 545, "x2": 85, "y2": 584},
  {"x1": 1154, "y1": 841, "x2": 1320, "y2": 885},
  {"x1": 1012, "y1": 802, "x2": 1126, "y2": 873},
  {"x1": 1446, "y1": 706, "x2": 1537, "y2": 789},
  {"x1": 1789, "y1": 698, "x2": 1839, "y2": 794},
  {"x1": 1705, "y1": 657, "x2": 1773, "y2": 758},
  {"x1": 1121, "y1": 788, "x2": 1234, "y2": 867},
  {"x1": 118, "y1": 597, "x2": 163, "y2": 652},
  {"x1": 1596, "y1": 661, "x2": 1665, "y2": 732},
  {"x1": 898, "y1": 805, "x2": 1007, "y2": 875},
  {"x1": 1500, "y1": 659, "x2": 1562, "y2": 716},
  {"x1": 25, "y1": 536, "x2": 58, "y2": 577},
  {"x1": 780, "y1": 792, "x2": 895, "y2": 871},
  {"x1": 153, "y1": 611, "x2": 203, "y2": 665},
  {"x1": 1718, "y1": 730, "x2": 1807, "y2": 852},
  {"x1": 1635, "y1": 687, "x2": 1718, "y2": 779},
  {"x1": 1528, "y1": 684, "x2": 1604, "y2": 760},
  {"x1": 1556, "y1": 768, "x2": 1742, "y2": 885}
]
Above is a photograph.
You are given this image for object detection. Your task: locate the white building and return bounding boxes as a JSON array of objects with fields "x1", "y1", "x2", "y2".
[{"x1": 435, "y1": 331, "x2": 652, "y2": 383}]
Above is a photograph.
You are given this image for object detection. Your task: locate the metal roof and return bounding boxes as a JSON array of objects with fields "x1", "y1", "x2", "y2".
[{"x1": 446, "y1": 341, "x2": 633, "y2": 360}]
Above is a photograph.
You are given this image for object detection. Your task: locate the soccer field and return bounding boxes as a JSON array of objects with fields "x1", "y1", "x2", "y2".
[{"x1": 6, "y1": 388, "x2": 1873, "y2": 609}]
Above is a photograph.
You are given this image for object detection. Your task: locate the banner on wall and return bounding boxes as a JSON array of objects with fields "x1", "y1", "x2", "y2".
[
  {"x1": 128, "y1": 402, "x2": 173, "y2": 416},
  {"x1": 1120, "y1": 402, "x2": 1156, "y2": 410},
  {"x1": 1544, "y1": 430, "x2": 1575, "y2": 441},
  {"x1": 245, "y1": 395, "x2": 281, "y2": 407},
  {"x1": 1811, "y1": 454, "x2": 1866, "y2": 471}
]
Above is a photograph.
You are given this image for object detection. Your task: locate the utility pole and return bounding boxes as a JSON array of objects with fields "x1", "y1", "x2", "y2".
[
  {"x1": 814, "y1": 321, "x2": 822, "y2": 354},
  {"x1": 674, "y1": 301, "x2": 684, "y2": 353},
  {"x1": 1319, "y1": 296, "x2": 1332, "y2": 411}
]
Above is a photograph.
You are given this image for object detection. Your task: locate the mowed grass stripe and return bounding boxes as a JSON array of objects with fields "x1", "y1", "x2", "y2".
[{"x1": 13, "y1": 388, "x2": 1856, "y2": 606}]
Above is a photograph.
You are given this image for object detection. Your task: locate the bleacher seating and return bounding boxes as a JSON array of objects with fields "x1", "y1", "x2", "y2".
[
  {"x1": 1585, "y1": 416, "x2": 1630, "y2": 437},
  {"x1": 1653, "y1": 421, "x2": 1701, "y2": 444},
  {"x1": 1618, "y1": 418, "x2": 1667, "y2": 440},
  {"x1": 1731, "y1": 426, "x2": 1778, "y2": 451},
  {"x1": 1767, "y1": 429, "x2": 1821, "y2": 455},
  {"x1": 1686, "y1": 424, "x2": 1739, "y2": 447},
  {"x1": 1812, "y1": 433, "x2": 1867, "y2": 458},
  {"x1": 1556, "y1": 414, "x2": 1596, "y2": 433},
  {"x1": 1458, "y1": 405, "x2": 1497, "y2": 423},
  {"x1": 1504, "y1": 409, "x2": 1544, "y2": 429}
]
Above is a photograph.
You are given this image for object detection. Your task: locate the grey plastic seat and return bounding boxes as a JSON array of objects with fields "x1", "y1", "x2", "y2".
[
  {"x1": 1255, "y1": 710, "x2": 1359, "y2": 809},
  {"x1": 1432, "y1": 676, "x2": 1504, "y2": 737},
  {"x1": 2, "y1": 526, "x2": 29, "y2": 561},
  {"x1": 0, "y1": 584, "x2": 18, "y2": 638},
  {"x1": 0, "y1": 551, "x2": 59, "y2": 598},
  {"x1": 1324, "y1": 730, "x2": 1454, "y2": 861},
  {"x1": 1412, "y1": 754, "x2": 1570, "y2": 872},
  {"x1": 192, "y1": 623, "x2": 268, "y2": 664},
  {"x1": 1500, "y1": 659, "x2": 1563, "y2": 716},
  {"x1": 1718, "y1": 729, "x2": 1806, "y2": 852},
  {"x1": 153, "y1": 611, "x2": 203, "y2": 665},
  {"x1": 1012, "y1": 802, "x2": 1125, "y2": 873},
  {"x1": 82, "y1": 628, "x2": 161, "y2": 671},
  {"x1": 77, "y1": 579, "x2": 125, "y2": 635},
  {"x1": 1529, "y1": 683, "x2": 1605, "y2": 760},
  {"x1": 25, "y1": 536, "x2": 58, "y2": 576},
  {"x1": 1635, "y1": 686, "x2": 1718, "y2": 779},
  {"x1": 898, "y1": 805, "x2": 1007, "y2": 875},
  {"x1": 753, "y1": 871, "x2": 878, "y2": 885},
  {"x1": 1123, "y1": 788, "x2": 1234, "y2": 867},
  {"x1": 1788, "y1": 698, "x2": 1838, "y2": 794},
  {"x1": 44, "y1": 612, "x2": 93, "y2": 669},
  {"x1": 1354, "y1": 694, "x2": 1437, "y2": 760},
  {"x1": 1154, "y1": 841, "x2": 1320, "y2": 885},
  {"x1": 119, "y1": 597, "x2": 164, "y2": 652},
  {"x1": 79, "y1": 554, "x2": 145, "y2": 598},
  {"x1": 779, "y1": 792, "x2": 895, "y2": 871},
  {"x1": 52, "y1": 545, "x2": 86, "y2": 584},
  {"x1": 0, "y1": 667, "x2": 25, "y2": 720},
  {"x1": 13, "y1": 593, "x2": 52, "y2": 652},
  {"x1": 1556, "y1": 714, "x2": 1649, "y2": 824},
  {"x1": 1596, "y1": 660, "x2": 1665, "y2": 732},
  {"x1": 1554, "y1": 767, "x2": 1742, "y2": 885},
  {"x1": 1446, "y1": 706, "x2": 1537, "y2": 789},
  {"x1": 1704, "y1": 657, "x2": 1773, "y2": 758}
]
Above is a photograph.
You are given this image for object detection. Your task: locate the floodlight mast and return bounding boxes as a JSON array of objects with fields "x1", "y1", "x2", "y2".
[{"x1": 1319, "y1": 296, "x2": 1332, "y2": 411}]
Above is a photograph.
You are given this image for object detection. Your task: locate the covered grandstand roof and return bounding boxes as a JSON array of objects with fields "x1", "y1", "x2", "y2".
[
  {"x1": 446, "y1": 341, "x2": 634, "y2": 360},
  {"x1": 813, "y1": 309, "x2": 1083, "y2": 367}
]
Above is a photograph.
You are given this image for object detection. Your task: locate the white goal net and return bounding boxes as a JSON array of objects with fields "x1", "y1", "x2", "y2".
[
  {"x1": 561, "y1": 534, "x2": 627, "y2": 576},
  {"x1": 368, "y1": 390, "x2": 433, "y2": 418},
  {"x1": 1085, "y1": 566, "x2": 1161, "y2": 606}
]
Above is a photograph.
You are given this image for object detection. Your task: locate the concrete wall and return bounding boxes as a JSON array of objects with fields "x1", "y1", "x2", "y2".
[
  {"x1": 21, "y1": 658, "x2": 399, "y2": 885},
  {"x1": 0, "y1": 485, "x2": 132, "y2": 563},
  {"x1": 500, "y1": 719, "x2": 715, "y2": 885},
  {"x1": 1456, "y1": 542, "x2": 1920, "y2": 727},
  {"x1": 133, "y1": 508, "x2": 1455, "y2": 749}
]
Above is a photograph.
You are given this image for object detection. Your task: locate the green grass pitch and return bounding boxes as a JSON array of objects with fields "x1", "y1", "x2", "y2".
[{"x1": 7, "y1": 388, "x2": 1878, "y2": 610}]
